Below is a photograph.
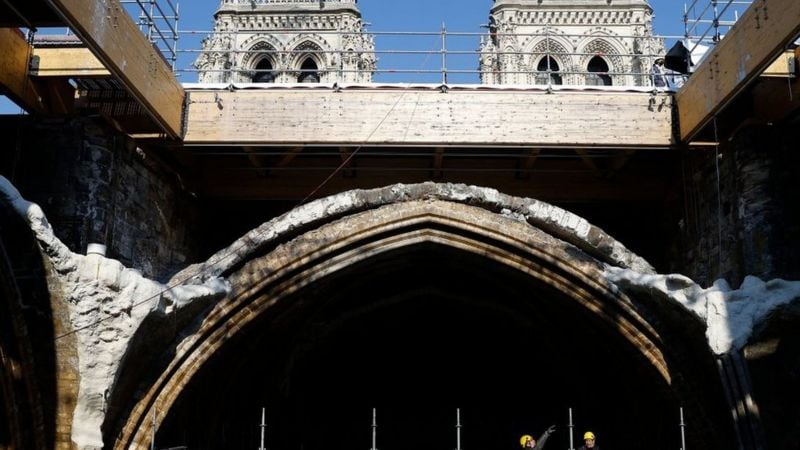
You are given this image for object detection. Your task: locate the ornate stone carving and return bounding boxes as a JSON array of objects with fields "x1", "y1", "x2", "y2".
[
  {"x1": 480, "y1": 0, "x2": 665, "y2": 87},
  {"x1": 195, "y1": 0, "x2": 374, "y2": 84}
]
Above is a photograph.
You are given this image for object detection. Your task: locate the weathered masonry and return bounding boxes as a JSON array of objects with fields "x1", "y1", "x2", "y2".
[{"x1": 1, "y1": 1, "x2": 800, "y2": 450}]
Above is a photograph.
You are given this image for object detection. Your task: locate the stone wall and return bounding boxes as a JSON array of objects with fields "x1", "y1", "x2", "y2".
[
  {"x1": 671, "y1": 123, "x2": 800, "y2": 287},
  {"x1": 1, "y1": 116, "x2": 200, "y2": 282}
]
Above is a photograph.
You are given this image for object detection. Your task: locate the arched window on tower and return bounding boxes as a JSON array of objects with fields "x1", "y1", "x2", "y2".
[
  {"x1": 298, "y1": 58, "x2": 320, "y2": 83},
  {"x1": 535, "y1": 56, "x2": 562, "y2": 85},
  {"x1": 253, "y1": 59, "x2": 275, "y2": 83},
  {"x1": 586, "y1": 56, "x2": 612, "y2": 86}
]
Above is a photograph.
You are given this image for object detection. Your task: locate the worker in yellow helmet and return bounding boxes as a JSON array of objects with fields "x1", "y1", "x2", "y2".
[
  {"x1": 519, "y1": 425, "x2": 556, "y2": 450},
  {"x1": 578, "y1": 431, "x2": 599, "y2": 450}
]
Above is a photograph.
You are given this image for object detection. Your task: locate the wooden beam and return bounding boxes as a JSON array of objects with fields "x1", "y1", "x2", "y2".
[
  {"x1": 30, "y1": 46, "x2": 110, "y2": 77},
  {"x1": 43, "y1": 0, "x2": 185, "y2": 138},
  {"x1": 676, "y1": 0, "x2": 800, "y2": 141},
  {"x1": 0, "y1": 28, "x2": 45, "y2": 113},
  {"x1": 38, "y1": 76, "x2": 75, "y2": 114},
  {"x1": 185, "y1": 89, "x2": 675, "y2": 148}
]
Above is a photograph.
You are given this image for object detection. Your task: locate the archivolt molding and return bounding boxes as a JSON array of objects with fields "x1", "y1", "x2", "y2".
[
  {"x1": 577, "y1": 34, "x2": 628, "y2": 70},
  {"x1": 239, "y1": 33, "x2": 284, "y2": 54},
  {"x1": 286, "y1": 34, "x2": 333, "y2": 68},
  {"x1": 525, "y1": 37, "x2": 574, "y2": 75},
  {"x1": 239, "y1": 36, "x2": 283, "y2": 71},
  {"x1": 173, "y1": 183, "x2": 655, "y2": 284}
]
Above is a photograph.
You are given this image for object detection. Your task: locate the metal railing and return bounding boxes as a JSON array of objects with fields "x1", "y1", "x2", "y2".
[
  {"x1": 120, "y1": 0, "x2": 180, "y2": 69},
  {"x1": 104, "y1": 1, "x2": 761, "y2": 86},
  {"x1": 176, "y1": 27, "x2": 678, "y2": 87},
  {"x1": 683, "y1": 0, "x2": 753, "y2": 59}
]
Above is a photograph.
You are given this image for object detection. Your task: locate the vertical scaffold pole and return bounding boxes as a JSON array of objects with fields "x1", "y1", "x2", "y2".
[
  {"x1": 259, "y1": 407, "x2": 267, "y2": 450},
  {"x1": 371, "y1": 408, "x2": 377, "y2": 450},
  {"x1": 151, "y1": 409, "x2": 156, "y2": 450},
  {"x1": 172, "y1": 1, "x2": 180, "y2": 71},
  {"x1": 455, "y1": 408, "x2": 462, "y2": 450},
  {"x1": 441, "y1": 22, "x2": 448, "y2": 85},
  {"x1": 680, "y1": 407, "x2": 687, "y2": 450},
  {"x1": 568, "y1": 408, "x2": 575, "y2": 450}
]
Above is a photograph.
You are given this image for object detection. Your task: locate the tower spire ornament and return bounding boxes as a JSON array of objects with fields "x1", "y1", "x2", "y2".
[
  {"x1": 196, "y1": 0, "x2": 375, "y2": 84},
  {"x1": 480, "y1": 0, "x2": 664, "y2": 87}
]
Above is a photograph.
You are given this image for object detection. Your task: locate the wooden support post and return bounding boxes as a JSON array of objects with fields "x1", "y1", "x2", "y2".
[
  {"x1": 676, "y1": 0, "x2": 800, "y2": 141},
  {"x1": 0, "y1": 28, "x2": 75, "y2": 114},
  {"x1": 42, "y1": 0, "x2": 185, "y2": 138},
  {"x1": 0, "y1": 28, "x2": 45, "y2": 113}
]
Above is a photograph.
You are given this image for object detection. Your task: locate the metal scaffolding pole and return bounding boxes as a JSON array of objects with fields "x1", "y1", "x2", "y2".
[{"x1": 259, "y1": 407, "x2": 267, "y2": 450}]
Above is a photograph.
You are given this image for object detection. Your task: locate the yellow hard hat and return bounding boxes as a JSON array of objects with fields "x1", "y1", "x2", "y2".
[
  {"x1": 520, "y1": 435, "x2": 533, "y2": 447},
  {"x1": 584, "y1": 431, "x2": 596, "y2": 440}
]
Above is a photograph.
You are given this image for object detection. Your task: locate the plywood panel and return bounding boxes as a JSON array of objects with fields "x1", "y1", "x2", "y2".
[{"x1": 184, "y1": 89, "x2": 675, "y2": 148}]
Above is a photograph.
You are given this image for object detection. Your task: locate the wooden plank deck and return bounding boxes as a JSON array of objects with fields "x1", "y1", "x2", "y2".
[{"x1": 184, "y1": 89, "x2": 675, "y2": 148}]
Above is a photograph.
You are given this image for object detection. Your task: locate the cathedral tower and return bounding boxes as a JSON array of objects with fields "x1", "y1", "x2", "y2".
[
  {"x1": 195, "y1": 0, "x2": 375, "y2": 84},
  {"x1": 480, "y1": 0, "x2": 663, "y2": 86}
]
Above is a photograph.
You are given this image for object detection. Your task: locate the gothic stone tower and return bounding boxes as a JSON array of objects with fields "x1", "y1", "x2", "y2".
[
  {"x1": 480, "y1": 0, "x2": 663, "y2": 86},
  {"x1": 195, "y1": 0, "x2": 376, "y2": 84}
]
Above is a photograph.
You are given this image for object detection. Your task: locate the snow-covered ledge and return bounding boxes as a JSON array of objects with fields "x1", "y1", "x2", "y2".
[
  {"x1": 605, "y1": 267, "x2": 800, "y2": 355},
  {"x1": 0, "y1": 177, "x2": 230, "y2": 450}
]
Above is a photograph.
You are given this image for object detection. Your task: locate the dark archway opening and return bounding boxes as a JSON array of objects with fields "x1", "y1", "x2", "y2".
[
  {"x1": 298, "y1": 58, "x2": 320, "y2": 83},
  {"x1": 586, "y1": 56, "x2": 612, "y2": 86},
  {"x1": 155, "y1": 243, "x2": 712, "y2": 450},
  {"x1": 535, "y1": 57, "x2": 562, "y2": 85},
  {"x1": 253, "y1": 58, "x2": 276, "y2": 83}
]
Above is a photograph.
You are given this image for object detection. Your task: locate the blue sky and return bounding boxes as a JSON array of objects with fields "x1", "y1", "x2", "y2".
[{"x1": 0, "y1": 1, "x2": 697, "y2": 113}]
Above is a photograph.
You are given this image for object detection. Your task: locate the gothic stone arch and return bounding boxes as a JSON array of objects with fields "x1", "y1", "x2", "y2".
[
  {"x1": 578, "y1": 35, "x2": 629, "y2": 85},
  {"x1": 524, "y1": 37, "x2": 573, "y2": 85},
  {"x1": 240, "y1": 40, "x2": 280, "y2": 82},
  {"x1": 107, "y1": 184, "x2": 734, "y2": 450},
  {"x1": 286, "y1": 35, "x2": 333, "y2": 78}
]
